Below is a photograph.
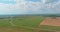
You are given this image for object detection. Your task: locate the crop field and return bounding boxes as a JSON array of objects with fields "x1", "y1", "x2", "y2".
[
  {"x1": 39, "y1": 25, "x2": 60, "y2": 32},
  {"x1": 1, "y1": 16, "x2": 60, "y2": 32},
  {"x1": 0, "y1": 16, "x2": 45, "y2": 32},
  {"x1": 39, "y1": 17, "x2": 60, "y2": 32}
]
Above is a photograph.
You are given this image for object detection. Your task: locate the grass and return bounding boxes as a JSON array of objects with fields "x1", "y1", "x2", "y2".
[
  {"x1": 0, "y1": 16, "x2": 45, "y2": 32},
  {"x1": 40, "y1": 25, "x2": 60, "y2": 31},
  {"x1": 12, "y1": 16, "x2": 45, "y2": 28},
  {"x1": 1, "y1": 16, "x2": 60, "y2": 32},
  {"x1": 39, "y1": 25, "x2": 60, "y2": 32}
]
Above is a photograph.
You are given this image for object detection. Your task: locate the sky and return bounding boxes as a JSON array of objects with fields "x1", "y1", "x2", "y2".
[{"x1": 0, "y1": 0, "x2": 60, "y2": 15}]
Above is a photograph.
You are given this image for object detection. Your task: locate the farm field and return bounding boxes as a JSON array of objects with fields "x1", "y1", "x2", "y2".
[
  {"x1": 39, "y1": 25, "x2": 60, "y2": 32},
  {"x1": 39, "y1": 17, "x2": 60, "y2": 32},
  {"x1": 1, "y1": 16, "x2": 60, "y2": 32},
  {"x1": 0, "y1": 16, "x2": 45, "y2": 32}
]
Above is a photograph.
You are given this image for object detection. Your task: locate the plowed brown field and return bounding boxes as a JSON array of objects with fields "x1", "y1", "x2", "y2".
[{"x1": 40, "y1": 17, "x2": 60, "y2": 26}]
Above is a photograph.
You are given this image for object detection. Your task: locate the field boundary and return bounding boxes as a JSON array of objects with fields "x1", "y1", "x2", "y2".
[{"x1": 34, "y1": 17, "x2": 45, "y2": 32}]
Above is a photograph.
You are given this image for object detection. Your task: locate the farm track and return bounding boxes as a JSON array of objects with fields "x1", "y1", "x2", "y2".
[
  {"x1": 9, "y1": 21, "x2": 16, "y2": 26},
  {"x1": 8, "y1": 19, "x2": 16, "y2": 26}
]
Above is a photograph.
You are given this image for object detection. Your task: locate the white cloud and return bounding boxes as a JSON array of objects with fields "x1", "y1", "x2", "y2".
[
  {"x1": 0, "y1": 0, "x2": 60, "y2": 14},
  {"x1": 24, "y1": 0, "x2": 60, "y2": 14},
  {"x1": 0, "y1": 0, "x2": 26, "y2": 14}
]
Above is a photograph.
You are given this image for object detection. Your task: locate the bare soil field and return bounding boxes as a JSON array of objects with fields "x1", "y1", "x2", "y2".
[
  {"x1": 34, "y1": 17, "x2": 60, "y2": 32},
  {"x1": 40, "y1": 17, "x2": 60, "y2": 26}
]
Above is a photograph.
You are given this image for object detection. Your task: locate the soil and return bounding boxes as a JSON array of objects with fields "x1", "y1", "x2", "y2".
[
  {"x1": 34, "y1": 17, "x2": 60, "y2": 32},
  {"x1": 40, "y1": 17, "x2": 60, "y2": 26}
]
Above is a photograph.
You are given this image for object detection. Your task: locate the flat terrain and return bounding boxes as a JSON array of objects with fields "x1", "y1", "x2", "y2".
[
  {"x1": 39, "y1": 17, "x2": 60, "y2": 32},
  {"x1": 0, "y1": 16, "x2": 45, "y2": 32},
  {"x1": 40, "y1": 17, "x2": 60, "y2": 26},
  {"x1": 1, "y1": 16, "x2": 60, "y2": 32}
]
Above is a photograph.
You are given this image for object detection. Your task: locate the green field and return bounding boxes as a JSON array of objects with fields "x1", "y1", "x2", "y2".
[
  {"x1": 39, "y1": 25, "x2": 60, "y2": 32},
  {"x1": 1, "y1": 16, "x2": 60, "y2": 32},
  {"x1": 0, "y1": 16, "x2": 45, "y2": 32}
]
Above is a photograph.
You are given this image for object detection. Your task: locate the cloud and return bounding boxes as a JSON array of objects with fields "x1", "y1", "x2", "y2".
[
  {"x1": 0, "y1": 0, "x2": 26, "y2": 14},
  {"x1": 24, "y1": 0, "x2": 60, "y2": 14},
  {"x1": 0, "y1": 0, "x2": 60, "y2": 14}
]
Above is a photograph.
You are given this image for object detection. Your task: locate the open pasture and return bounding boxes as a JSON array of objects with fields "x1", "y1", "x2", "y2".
[{"x1": 0, "y1": 16, "x2": 45, "y2": 32}]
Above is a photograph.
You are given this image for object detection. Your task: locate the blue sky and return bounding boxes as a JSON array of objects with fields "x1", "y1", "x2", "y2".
[
  {"x1": 0, "y1": 0, "x2": 16, "y2": 4},
  {"x1": 0, "y1": 0, "x2": 60, "y2": 15}
]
